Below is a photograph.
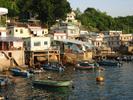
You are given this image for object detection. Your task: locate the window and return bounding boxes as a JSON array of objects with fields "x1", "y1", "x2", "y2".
[
  {"x1": 42, "y1": 31, "x2": 44, "y2": 34},
  {"x1": 20, "y1": 29, "x2": 23, "y2": 34},
  {"x1": 15, "y1": 29, "x2": 18, "y2": 32},
  {"x1": 44, "y1": 41, "x2": 48, "y2": 45},
  {"x1": 0, "y1": 32, "x2": 1, "y2": 36},
  {"x1": 34, "y1": 42, "x2": 41, "y2": 46}
]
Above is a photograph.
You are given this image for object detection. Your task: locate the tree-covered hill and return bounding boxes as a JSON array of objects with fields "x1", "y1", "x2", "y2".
[
  {"x1": 0, "y1": 0, "x2": 133, "y2": 33},
  {"x1": 76, "y1": 8, "x2": 133, "y2": 33}
]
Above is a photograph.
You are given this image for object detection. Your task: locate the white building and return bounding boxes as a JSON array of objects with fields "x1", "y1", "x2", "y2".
[
  {"x1": 102, "y1": 31, "x2": 122, "y2": 49},
  {"x1": 0, "y1": 27, "x2": 7, "y2": 37},
  {"x1": 66, "y1": 11, "x2": 76, "y2": 22},
  {"x1": 120, "y1": 33, "x2": 133, "y2": 45},
  {"x1": 8, "y1": 26, "x2": 30, "y2": 38},
  {"x1": 28, "y1": 25, "x2": 48, "y2": 37},
  {"x1": 53, "y1": 32, "x2": 67, "y2": 40},
  {"x1": 24, "y1": 37, "x2": 51, "y2": 51},
  {"x1": 58, "y1": 22, "x2": 80, "y2": 39}
]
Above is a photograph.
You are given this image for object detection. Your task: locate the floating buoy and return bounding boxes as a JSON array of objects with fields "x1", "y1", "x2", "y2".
[{"x1": 96, "y1": 76, "x2": 104, "y2": 82}]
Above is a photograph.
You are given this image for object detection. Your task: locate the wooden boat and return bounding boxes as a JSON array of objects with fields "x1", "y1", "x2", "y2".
[
  {"x1": 0, "y1": 75, "x2": 12, "y2": 87},
  {"x1": 75, "y1": 61, "x2": 105, "y2": 71},
  {"x1": 10, "y1": 68, "x2": 30, "y2": 77},
  {"x1": 97, "y1": 60, "x2": 121, "y2": 66},
  {"x1": 0, "y1": 78, "x2": 8, "y2": 87},
  {"x1": 29, "y1": 68, "x2": 44, "y2": 74},
  {"x1": 33, "y1": 80, "x2": 73, "y2": 87},
  {"x1": 75, "y1": 61, "x2": 96, "y2": 70},
  {"x1": 42, "y1": 62, "x2": 65, "y2": 72}
]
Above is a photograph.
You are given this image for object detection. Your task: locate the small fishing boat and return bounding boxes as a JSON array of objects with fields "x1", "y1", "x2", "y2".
[
  {"x1": 42, "y1": 62, "x2": 65, "y2": 72},
  {"x1": 97, "y1": 60, "x2": 121, "y2": 66},
  {"x1": 75, "y1": 61, "x2": 96, "y2": 70},
  {"x1": 10, "y1": 68, "x2": 30, "y2": 77},
  {"x1": 29, "y1": 68, "x2": 44, "y2": 74},
  {"x1": 75, "y1": 61, "x2": 105, "y2": 71},
  {"x1": 33, "y1": 80, "x2": 73, "y2": 87},
  {"x1": 0, "y1": 75, "x2": 12, "y2": 87},
  {"x1": 0, "y1": 78, "x2": 8, "y2": 87}
]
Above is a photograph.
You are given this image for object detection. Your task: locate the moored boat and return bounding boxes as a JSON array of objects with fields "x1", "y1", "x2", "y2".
[
  {"x1": 75, "y1": 61, "x2": 105, "y2": 71},
  {"x1": 0, "y1": 78, "x2": 8, "y2": 87},
  {"x1": 42, "y1": 62, "x2": 65, "y2": 72},
  {"x1": 97, "y1": 60, "x2": 121, "y2": 66},
  {"x1": 32, "y1": 80, "x2": 73, "y2": 87},
  {"x1": 75, "y1": 61, "x2": 96, "y2": 70},
  {"x1": 29, "y1": 68, "x2": 44, "y2": 74},
  {"x1": 10, "y1": 67, "x2": 30, "y2": 77},
  {"x1": 0, "y1": 75, "x2": 12, "y2": 87}
]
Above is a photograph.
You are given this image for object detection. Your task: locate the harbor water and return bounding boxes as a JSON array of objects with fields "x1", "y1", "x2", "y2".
[{"x1": 0, "y1": 62, "x2": 133, "y2": 100}]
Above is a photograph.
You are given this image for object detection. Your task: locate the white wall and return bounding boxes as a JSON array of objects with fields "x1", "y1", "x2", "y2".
[
  {"x1": 0, "y1": 27, "x2": 7, "y2": 37},
  {"x1": 13, "y1": 27, "x2": 30, "y2": 38},
  {"x1": 30, "y1": 37, "x2": 51, "y2": 51}
]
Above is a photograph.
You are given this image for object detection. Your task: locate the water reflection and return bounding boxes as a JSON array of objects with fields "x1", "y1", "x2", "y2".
[{"x1": 0, "y1": 62, "x2": 133, "y2": 100}]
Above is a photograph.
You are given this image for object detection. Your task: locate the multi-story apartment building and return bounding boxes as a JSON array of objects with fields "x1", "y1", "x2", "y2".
[
  {"x1": 51, "y1": 11, "x2": 80, "y2": 40},
  {"x1": 102, "y1": 31, "x2": 122, "y2": 50},
  {"x1": 8, "y1": 25, "x2": 30, "y2": 38},
  {"x1": 28, "y1": 25, "x2": 48, "y2": 37},
  {"x1": 91, "y1": 33, "x2": 104, "y2": 48},
  {"x1": 120, "y1": 33, "x2": 133, "y2": 46}
]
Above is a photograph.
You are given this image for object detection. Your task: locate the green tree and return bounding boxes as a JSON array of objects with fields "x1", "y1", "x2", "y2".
[
  {"x1": 17, "y1": 0, "x2": 71, "y2": 27},
  {"x1": 0, "y1": 0, "x2": 19, "y2": 17}
]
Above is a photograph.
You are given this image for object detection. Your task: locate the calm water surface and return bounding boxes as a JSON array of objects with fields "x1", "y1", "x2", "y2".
[{"x1": 0, "y1": 62, "x2": 133, "y2": 100}]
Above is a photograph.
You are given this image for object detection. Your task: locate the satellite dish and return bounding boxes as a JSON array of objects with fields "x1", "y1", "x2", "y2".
[{"x1": 0, "y1": 7, "x2": 8, "y2": 16}]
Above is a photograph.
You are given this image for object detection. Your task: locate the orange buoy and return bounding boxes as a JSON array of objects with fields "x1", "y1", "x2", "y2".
[{"x1": 96, "y1": 76, "x2": 104, "y2": 82}]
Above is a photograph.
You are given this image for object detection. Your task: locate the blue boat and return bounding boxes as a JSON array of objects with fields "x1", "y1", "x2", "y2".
[
  {"x1": 42, "y1": 62, "x2": 65, "y2": 72},
  {"x1": 0, "y1": 78, "x2": 8, "y2": 87},
  {"x1": 10, "y1": 68, "x2": 30, "y2": 77},
  {"x1": 97, "y1": 60, "x2": 121, "y2": 66},
  {"x1": 0, "y1": 76, "x2": 11, "y2": 87}
]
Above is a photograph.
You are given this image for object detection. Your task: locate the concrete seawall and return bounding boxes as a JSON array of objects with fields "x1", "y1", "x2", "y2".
[{"x1": 0, "y1": 50, "x2": 25, "y2": 71}]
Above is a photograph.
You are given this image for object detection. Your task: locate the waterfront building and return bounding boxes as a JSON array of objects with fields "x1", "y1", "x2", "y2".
[
  {"x1": 102, "y1": 31, "x2": 122, "y2": 50},
  {"x1": 0, "y1": 8, "x2": 25, "y2": 71},
  {"x1": 120, "y1": 33, "x2": 132, "y2": 46},
  {"x1": 24, "y1": 37, "x2": 51, "y2": 51},
  {"x1": 91, "y1": 33, "x2": 104, "y2": 48},
  {"x1": 0, "y1": 37, "x2": 24, "y2": 71},
  {"x1": 53, "y1": 39, "x2": 93, "y2": 63}
]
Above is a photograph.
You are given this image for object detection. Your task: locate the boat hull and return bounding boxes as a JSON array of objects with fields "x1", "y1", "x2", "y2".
[
  {"x1": 42, "y1": 63, "x2": 64, "y2": 72},
  {"x1": 33, "y1": 80, "x2": 72, "y2": 87},
  {"x1": 97, "y1": 60, "x2": 120, "y2": 66},
  {"x1": 10, "y1": 68, "x2": 30, "y2": 77}
]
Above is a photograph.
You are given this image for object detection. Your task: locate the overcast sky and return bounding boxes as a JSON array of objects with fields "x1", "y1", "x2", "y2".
[{"x1": 69, "y1": 0, "x2": 133, "y2": 17}]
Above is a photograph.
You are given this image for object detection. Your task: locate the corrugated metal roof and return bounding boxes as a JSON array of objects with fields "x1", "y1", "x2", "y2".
[{"x1": 54, "y1": 39, "x2": 93, "y2": 48}]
